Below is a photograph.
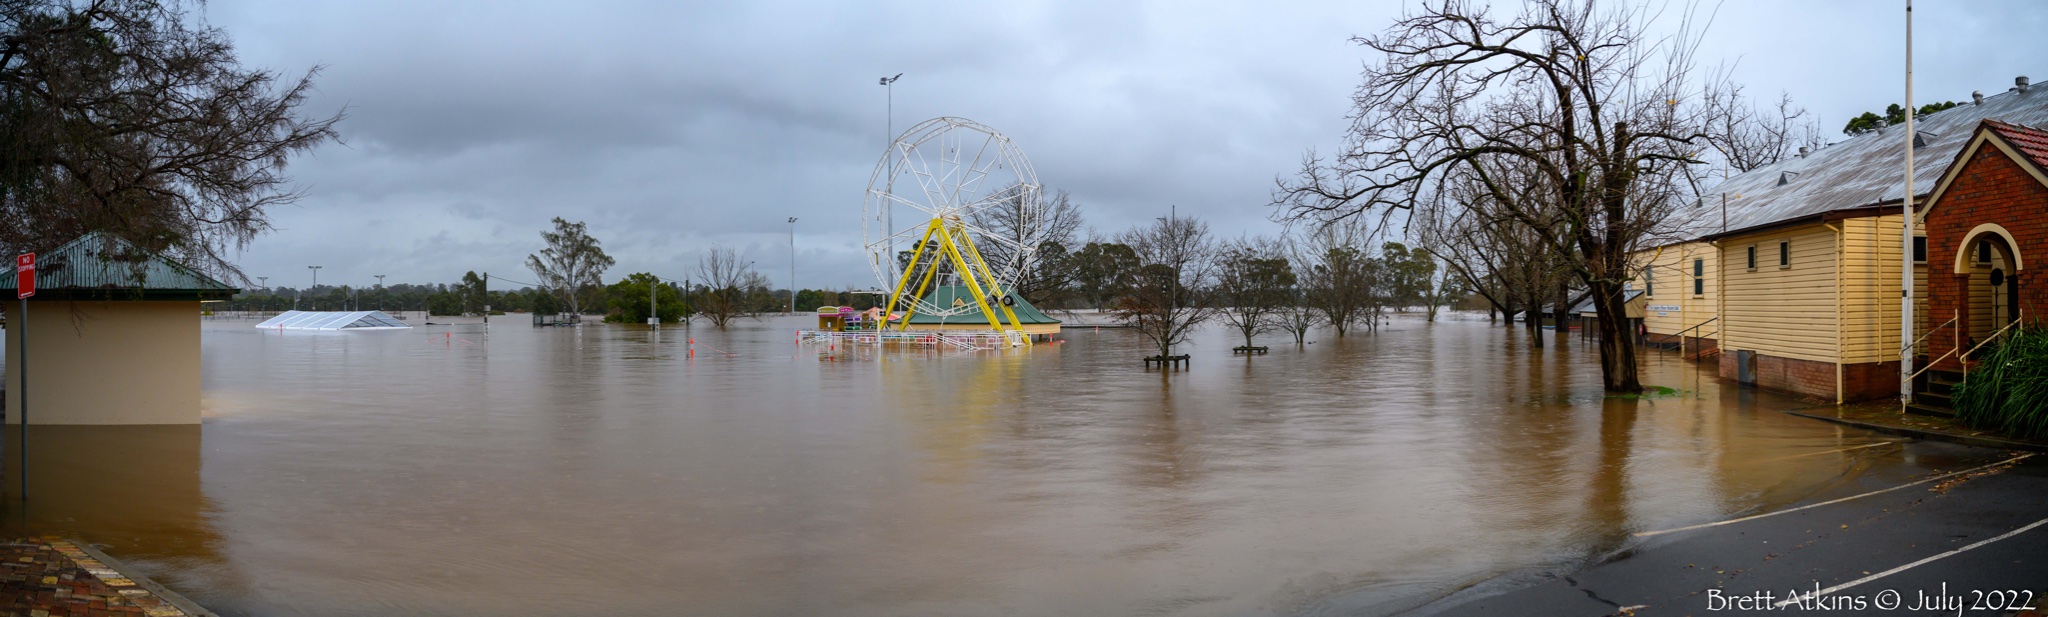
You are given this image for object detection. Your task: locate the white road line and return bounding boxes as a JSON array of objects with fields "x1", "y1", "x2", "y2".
[
  {"x1": 1774, "y1": 516, "x2": 2048, "y2": 608},
  {"x1": 1635, "y1": 454, "x2": 2034, "y2": 538}
]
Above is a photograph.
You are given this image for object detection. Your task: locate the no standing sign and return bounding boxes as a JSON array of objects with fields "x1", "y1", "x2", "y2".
[{"x1": 15, "y1": 253, "x2": 31, "y2": 299}]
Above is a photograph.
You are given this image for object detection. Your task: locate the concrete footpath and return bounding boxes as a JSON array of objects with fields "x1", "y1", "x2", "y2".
[{"x1": 1410, "y1": 441, "x2": 2048, "y2": 616}]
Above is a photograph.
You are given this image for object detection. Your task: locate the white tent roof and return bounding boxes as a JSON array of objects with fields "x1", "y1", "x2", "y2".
[{"x1": 254, "y1": 310, "x2": 412, "y2": 331}]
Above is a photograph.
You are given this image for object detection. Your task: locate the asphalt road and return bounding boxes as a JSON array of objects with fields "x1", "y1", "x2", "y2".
[{"x1": 1410, "y1": 441, "x2": 2048, "y2": 617}]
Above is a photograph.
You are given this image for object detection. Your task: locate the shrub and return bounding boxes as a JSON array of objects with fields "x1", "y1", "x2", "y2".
[{"x1": 1953, "y1": 326, "x2": 2048, "y2": 438}]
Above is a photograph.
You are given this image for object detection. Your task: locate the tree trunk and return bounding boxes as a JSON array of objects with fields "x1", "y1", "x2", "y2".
[
  {"x1": 1524, "y1": 296, "x2": 1543, "y2": 349},
  {"x1": 1553, "y1": 286, "x2": 1570, "y2": 339},
  {"x1": 1589, "y1": 280, "x2": 1643, "y2": 393}
]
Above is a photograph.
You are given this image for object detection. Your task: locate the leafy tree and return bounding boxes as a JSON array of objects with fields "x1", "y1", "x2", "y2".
[
  {"x1": 1071, "y1": 241, "x2": 1140, "y2": 309},
  {"x1": 1842, "y1": 101, "x2": 1960, "y2": 135},
  {"x1": 0, "y1": 0, "x2": 343, "y2": 279},
  {"x1": 1214, "y1": 237, "x2": 1294, "y2": 349},
  {"x1": 604, "y1": 273, "x2": 687, "y2": 323},
  {"x1": 525, "y1": 218, "x2": 615, "y2": 316},
  {"x1": 459, "y1": 271, "x2": 488, "y2": 315}
]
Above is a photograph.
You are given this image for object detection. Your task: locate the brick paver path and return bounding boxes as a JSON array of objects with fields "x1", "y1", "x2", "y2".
[{"x1": 0, "y1": 538, "x2": 189, "y2": 617}]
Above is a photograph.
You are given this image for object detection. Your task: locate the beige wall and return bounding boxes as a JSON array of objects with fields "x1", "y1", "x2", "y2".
[
  {"x1": 1636, "y1": 241, "x2": 1720, "y2": 339},
  {"x1": 4, "y1": 300, "x2": 202, "y2": 425},
  {"x1": 1719, "y1": 223, "x2": 1842, "y2": 363},
  {"x1": 1837, "y1": 215, "x2": 1929, "y2": 364}
]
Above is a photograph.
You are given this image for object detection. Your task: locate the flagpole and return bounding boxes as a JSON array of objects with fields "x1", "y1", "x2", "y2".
[{"x1": 1900, "y1": 0, "x2": 1917, "y2": 406}]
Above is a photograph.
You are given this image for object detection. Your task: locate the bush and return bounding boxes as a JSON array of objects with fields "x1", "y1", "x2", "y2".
[{"x1": 1953, "y1": 326, "x2": 2048, "y2": 438}]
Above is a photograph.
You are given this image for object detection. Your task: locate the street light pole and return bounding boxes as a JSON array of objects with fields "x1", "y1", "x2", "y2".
[
  {"x1": 307, "y1": 266, "x2": 321, "y2": 310},
  {"x1": 788, "y1": 216, "x2": 799, "y2": 315},
  {"x1": 374, "y1": 275, "x2": 386, "y2": 312},
  {"x1": 879, "y1": 73, "x2": 902, "y2": 271}
]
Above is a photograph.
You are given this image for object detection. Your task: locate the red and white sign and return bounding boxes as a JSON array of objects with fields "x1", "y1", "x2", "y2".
[{"x1": 16, "y1": 253, "x2": 32, "y2": 299}]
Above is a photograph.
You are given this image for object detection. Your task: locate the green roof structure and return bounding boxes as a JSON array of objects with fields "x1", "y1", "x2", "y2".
[
  {"x1": 903, "y1": 286, "x2": 1060, "y2": 325},
  {"x1": 1, "y1": 231, "x2": 239, "y2": 300}
]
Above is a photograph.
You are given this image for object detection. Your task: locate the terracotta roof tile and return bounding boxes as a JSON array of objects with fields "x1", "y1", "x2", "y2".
[{"x1": 1984, "y1": 118, "x2": 2048, "y2": 168}]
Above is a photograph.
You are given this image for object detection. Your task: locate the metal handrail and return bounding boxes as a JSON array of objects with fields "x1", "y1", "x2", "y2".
[
  {"x1": 1961, "y1": 308, "x2": 2025, "y2": 380},
  {"x1": 1672, "y1": 317, "x2": 1717, "y2": 358},
  {"x1": 1905, "y1": 313, "x2": 1959, "y2": 356}
]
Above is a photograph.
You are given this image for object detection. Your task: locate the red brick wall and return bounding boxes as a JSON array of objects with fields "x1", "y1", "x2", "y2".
[
  {"x1": 1715, "y1": 352, "x2": 1899, "y2": 402},
  {"x1": 1924, "y1": 142, "x2": 2048, "y2": 370}
]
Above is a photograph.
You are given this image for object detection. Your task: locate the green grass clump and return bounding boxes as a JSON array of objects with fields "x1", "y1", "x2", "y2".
[{"x1": 1953, "y1": 326, "x2": 2048, "y2": 439}]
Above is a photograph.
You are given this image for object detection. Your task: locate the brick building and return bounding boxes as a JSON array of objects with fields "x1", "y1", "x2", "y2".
[{"x1": 1919, "y1": 119, "x2": 2048, "y2": 372}]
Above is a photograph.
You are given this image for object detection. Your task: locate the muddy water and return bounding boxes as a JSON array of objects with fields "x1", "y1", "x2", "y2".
[{"x1": 0, "y1": 315, "x2": 1983, "y2": 616}]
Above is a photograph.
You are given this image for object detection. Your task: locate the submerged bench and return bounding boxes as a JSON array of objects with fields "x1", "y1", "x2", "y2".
[
  {"x1": 1232, "y1": 346, "x2": 1268, "y2": 355},
  {"x1": 1144, "y1": 354, "x2": 1190, "y2": 368}
]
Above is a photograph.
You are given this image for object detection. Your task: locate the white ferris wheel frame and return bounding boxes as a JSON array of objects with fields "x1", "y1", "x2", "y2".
[{"x1": 863, "y1": 117, "x2": 1045, "y2": 317}]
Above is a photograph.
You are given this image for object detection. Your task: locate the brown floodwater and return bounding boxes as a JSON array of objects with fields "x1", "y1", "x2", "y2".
[{"x1": 0, "y1": 315, "x2": 2000, "y2": 616}]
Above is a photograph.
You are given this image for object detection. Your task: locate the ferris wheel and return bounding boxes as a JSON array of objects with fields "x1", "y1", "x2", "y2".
[{"x1": 863, "y1": 117, "x2": 1045, "y2": 320}]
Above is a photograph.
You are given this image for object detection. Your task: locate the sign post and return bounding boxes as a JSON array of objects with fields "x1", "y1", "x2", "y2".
[{"x1": 15, "y1": 252, "x2": 30, "y2": 501}]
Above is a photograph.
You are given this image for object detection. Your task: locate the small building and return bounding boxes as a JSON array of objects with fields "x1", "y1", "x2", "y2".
[
  {"x1": 255, "y1": 310, "x2": 412, "y2": 331},
  {"x1": 900, "y1": 286, "x2": 1061, "y2": 339},
  {"x1": 2, "y1": 232, "x2": 237, "y2": 425},
  {"x1": 1919, "y1": 119, "x2": 2048, "y2": 372},
  {"x1": 1626, "y1": 75, "x2": 2048, "y2": 402}
]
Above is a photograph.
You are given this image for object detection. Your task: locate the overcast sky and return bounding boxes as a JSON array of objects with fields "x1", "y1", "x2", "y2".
[{"x1": 205, "y1": 1, "x2": 2048, "y2": 291}]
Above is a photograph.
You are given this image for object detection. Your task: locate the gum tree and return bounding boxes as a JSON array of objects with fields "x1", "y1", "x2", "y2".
[{"x1": 526, "y1": 217, "x2": 614, "y2": 317}]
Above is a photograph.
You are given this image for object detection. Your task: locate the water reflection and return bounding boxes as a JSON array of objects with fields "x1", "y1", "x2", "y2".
[{"x1": 0, "y1": 316, "x2": 1997, "y2": 616}]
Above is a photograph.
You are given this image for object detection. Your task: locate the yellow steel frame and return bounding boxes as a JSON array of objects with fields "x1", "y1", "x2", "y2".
[{"x1": 881, "y1": 216, "x2": 1030, "y2": 346}]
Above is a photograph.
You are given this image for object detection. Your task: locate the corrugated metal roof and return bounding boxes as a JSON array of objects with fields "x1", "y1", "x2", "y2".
[
  {"x1": 904, "y1": 286, "x2": 1061, "y2": 325},
  {"x1": 1673, "y1": 82, "x2": 2048, "y2": 240},
  {"x1": 0, "y1": 231, "x2": 237, "y2": 299}
]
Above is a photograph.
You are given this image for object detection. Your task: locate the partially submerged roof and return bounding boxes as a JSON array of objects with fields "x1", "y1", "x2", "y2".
[
  {"x1": 0, "y1": 231, "x2": 238, "y2": 300},
  {"x1": 255, "y1": 310, "x2": 413, "y2": 331},
  {"x1": 1673, "y1": 81, "x2": 2048, "y2": 241},
  {"x1": 904, "y1": 286, "x2": 1060, "y2": 325}
]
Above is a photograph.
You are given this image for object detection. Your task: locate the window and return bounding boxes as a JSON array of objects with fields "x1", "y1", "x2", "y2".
[
  {"x1": 1692, "y1": 258, "x2": 1704, "y2": 296},
  {"x1": 1978, "y1": 241, "x2": 1993, "y2": 264},
  {"x1": 1778, "y1": 240, "x2": 1791, "y2": 268},
  {"x1": 1645, "y1": 267, "x2": 1654, "y2": 297},
  {"x1": 1913, "y1": 236, "x2": 1927, "y2": 263},
  {"x1": 1747, "y1": 245, "x2": 1757, "y2": 271}
]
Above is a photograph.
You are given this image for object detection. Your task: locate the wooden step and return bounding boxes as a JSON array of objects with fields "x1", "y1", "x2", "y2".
[{"x1": 1905, "y1": 402, "x2": 1958, "y2": 418}]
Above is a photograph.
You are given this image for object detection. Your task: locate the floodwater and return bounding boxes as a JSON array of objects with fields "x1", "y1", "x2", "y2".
[{"x1": 0, "y1": 315, "x2": 2000, "y2": 616}]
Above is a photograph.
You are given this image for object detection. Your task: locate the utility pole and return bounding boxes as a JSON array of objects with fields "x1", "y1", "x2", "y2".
[
  {"x1": 307, "y1": 266, "x2": 321, "y2": 310},
  {"x1": 1900, "y1": 0, "x2": 1917, "y2": 405},
  {"x1": 482, "y1": 272, "x2": 489, "y2": 328},
  {"x1": 650, "y1": 275, "x2": 659, "y2": 328},
  {"x1": 1158, "y1": 205, "x2": 1177, "y2": 357},
  {"x1": 375, "y1": 275, "x2": 386, "y2": 311},
  {"x1": 789, "y1": 217, "x2": 799, "y2": 315}
]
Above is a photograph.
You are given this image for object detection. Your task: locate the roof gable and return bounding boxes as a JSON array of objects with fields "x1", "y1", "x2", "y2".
[
  {"x1": 904, "y1": 286, "x2": 1061, "y2": 325},
  {"x1": 1920, "y1": 119, "x2": 2048, "y2": 220}
]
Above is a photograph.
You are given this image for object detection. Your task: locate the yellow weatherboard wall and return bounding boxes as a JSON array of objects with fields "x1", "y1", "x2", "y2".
[
  {"x1": 4, "y1": 301, "x2": 203, "y2": 425},
  {"x1": 1636, "y1": 241, "x2": 1720, "y2": 342},
  {"x1": 1719, "y1": 223, "x2": 1840, "y2": 363}
]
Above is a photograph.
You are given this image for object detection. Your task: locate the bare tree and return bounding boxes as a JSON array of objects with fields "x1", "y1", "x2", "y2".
[
  {"x1": 1111, "y1": 214, "x2": 1218, "y2": 359},
  {"x1": 1700, "y1": 79, "x2": 1821, "y2": 175},
  {"x1": 971, "y1": 185, "x2": 1085, "y2": 305},
  {"x1": 695, "y1": 245, "x2": 765, "y2": 328},
  {"x1": 525, "y1": 218, "x2": 615, "y2": 316},
  {"x1": 1274, "y1": 0, "x2": 1716, "y2": 392},
  {"x1": 1214, "y1": 236, "x2": 1294, "y2": 350},
  {"x1": 1271, "y1": 245, "x2": 1325, "y2": 346},
  {"x1": 0, "y1": 0, "x2": 344, "y2": 280}
]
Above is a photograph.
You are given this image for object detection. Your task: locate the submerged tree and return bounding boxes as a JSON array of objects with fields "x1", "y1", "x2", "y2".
[
  {"x1": 605, "y1": 273, "x2": 687, "y2": 324},
  {"x1": 1214, "y1": 236, "x2": 1294, "y2": 350},
  {"x1": 0, "y1": 0, "x2": 344, "y2": 279},
  {"x1": 525, "y1": 218, "x2": 614, "y2": 316},
  {"x1": 1271, "y1": 239, "x2": 1325, "y2": 346},
  {"x1": 695, "y1": 245, "x2": 767, "y2": 328},
  {"x1": 1275, "y1": 0, "x2": 1718, "y2": 392},
  {"x1": 1111, "y1": 214, "x2": 1217, "y2": 359}
]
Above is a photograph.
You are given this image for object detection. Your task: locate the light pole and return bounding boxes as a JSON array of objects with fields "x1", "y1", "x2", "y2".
[
  {"x1": 879, "y1": 73, "x2": 902, "y2": 268},
  {"x1": 307, "y1": 266, "x2": 321, "y2": 310},
  {"x1": 374, "y1": 275, "x2": 386, "y2": 312},
  {"x1": 1158, "y1": 205, "x2": 1177, "y2": 356},
  {"x1": 788, "y1": 216, "x2": 799, "y2": 315}
]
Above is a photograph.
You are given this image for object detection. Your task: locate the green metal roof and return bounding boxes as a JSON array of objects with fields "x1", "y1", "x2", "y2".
[
  {"x1": 1, "y1": 232, "x2": 239, "y2": 300},
  {"x1": 904, "y1": 286, "x2": 1060, "y2": 325}
]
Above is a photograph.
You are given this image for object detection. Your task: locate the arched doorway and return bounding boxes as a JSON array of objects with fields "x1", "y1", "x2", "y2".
[{"x1": 1955, "y1": 224, "x2": 2024, "y2": 348}]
